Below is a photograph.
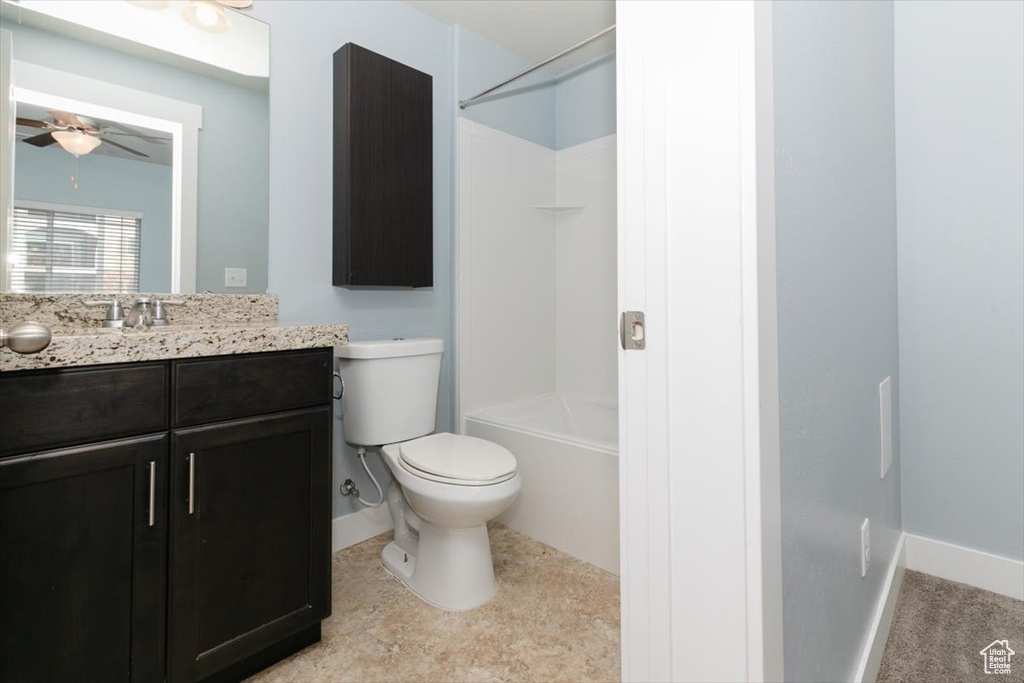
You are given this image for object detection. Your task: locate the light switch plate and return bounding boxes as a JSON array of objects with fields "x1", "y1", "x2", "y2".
[
  {"x1": 879, "y1": 376, "x2": 892, "y2": 478},
  {"x1": 224, "y1": 267, "x2": 248, "y2": 288}
]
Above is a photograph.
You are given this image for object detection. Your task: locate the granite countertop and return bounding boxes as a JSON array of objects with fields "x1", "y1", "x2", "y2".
[
  {"x1": 0, "y1": 292, "x2": 350, "y2": 372},
  {"x1": 0, "y1": 322, "x2": 350, "y2": 372}
]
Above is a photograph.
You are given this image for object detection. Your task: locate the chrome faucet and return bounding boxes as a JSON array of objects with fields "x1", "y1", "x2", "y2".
[
  {"x1": 124, "y1": 297, "x2": 184, "y2": 327},
  {"x1": 125, "y1": 297, "x2": 153, "y2": 327}
]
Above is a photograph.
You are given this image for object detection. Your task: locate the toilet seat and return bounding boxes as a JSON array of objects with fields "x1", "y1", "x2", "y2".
[{"x1": 398, "y1": 433, "x2": 517, "y2": 486}]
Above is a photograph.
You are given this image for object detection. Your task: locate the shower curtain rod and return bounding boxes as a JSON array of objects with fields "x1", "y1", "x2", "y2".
[{"x1": 458, "y1": 24, "x2": 616, "y2": 110}]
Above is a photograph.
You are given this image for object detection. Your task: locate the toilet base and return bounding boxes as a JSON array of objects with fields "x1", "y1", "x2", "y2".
[{"x1": 380, "y1": 521, "x2": 497, "y2": 611}]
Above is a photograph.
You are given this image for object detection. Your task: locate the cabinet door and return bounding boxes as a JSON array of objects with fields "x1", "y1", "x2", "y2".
[
  {"x1": 333, "y1": 42, "x2": 433, "y2": 287},
  {"x1": 168, "y1": 408, "x2": 331, "y2": 682},
  {"x1": 0, "y1": 434, "x2": 168, "y2": 683}
]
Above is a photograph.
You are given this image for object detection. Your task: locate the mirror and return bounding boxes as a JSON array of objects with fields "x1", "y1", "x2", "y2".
[{"x1": 0, "y1": 0, "x2": 269, "y2": 293}]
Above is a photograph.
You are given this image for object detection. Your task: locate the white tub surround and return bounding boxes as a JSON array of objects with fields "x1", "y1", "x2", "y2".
[
  {"x1": 554, "y1": 136, "x2": 618, "y2": 403},
  {"x1": 457, "y1": 121, "x2": 619, "y2": 574},
  {"x1": 468, "y1": 393, "x2": 616, "y2": 453},
  {"x1": 466, "y1": 393, "x2": 619, "y2": 574},
  {"x1": 0, "y1": 292, "x2": 347, "y2": 371},
  {"x1": 457, "y1": 121, "x2": 618, "y2": 420}
]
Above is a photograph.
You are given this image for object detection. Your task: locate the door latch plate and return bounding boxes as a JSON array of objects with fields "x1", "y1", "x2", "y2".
[{"x1": 621, "y1": 311, "x2": 646, "y2": 350}]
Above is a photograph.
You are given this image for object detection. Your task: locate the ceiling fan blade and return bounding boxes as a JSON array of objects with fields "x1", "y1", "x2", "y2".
[
  {"x1": 100, "y1": 124, "x2": 170, "y2": 143},
  {"x1": 102, "y1": 137, "x2": 150, "y2": 158},
  {"x1": 102, "y1": 131, "x2": 170, "y2": 143},
  {"x1": 217, "y1": 0, "x2": 253, "y2": 8},
  {"x1": 47, "y1": 110, "x2": 84, "y2": 128},
  {"x1": 22, "y1": 132, "x2": 56, "y2": 147},
  {"x1": 16, "y1": 117, "x2": 50, "y2": 129}
]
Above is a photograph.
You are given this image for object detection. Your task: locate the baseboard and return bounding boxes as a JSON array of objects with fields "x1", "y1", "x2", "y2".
[
  {"x1": 855, "y1": 533, "x2": 907, "y2": 683},
  {"x1": 904, "y1": 534, "x2": 1024, "y2": 600},
  {"x1": 331, "y1": 505, "x2": 393, "y2": 552}
]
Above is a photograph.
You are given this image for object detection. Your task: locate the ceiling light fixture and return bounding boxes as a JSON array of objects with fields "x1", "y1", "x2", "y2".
[
  {"x1": 52, "y1": 131, "x2": 103, "y2": 156},
  {"x1": 182, "y1": 0, "x2": 232, "y2": 33}
]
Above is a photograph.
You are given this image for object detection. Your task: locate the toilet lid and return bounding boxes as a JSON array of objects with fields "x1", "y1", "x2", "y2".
[{"x1": 399, "y1": 433, "x2": 517, "y2": 483}]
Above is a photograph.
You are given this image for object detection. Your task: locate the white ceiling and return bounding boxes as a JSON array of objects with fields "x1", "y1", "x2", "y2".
[{"x1": 405, "y1": 0, "x2": 615, "y2": 75}]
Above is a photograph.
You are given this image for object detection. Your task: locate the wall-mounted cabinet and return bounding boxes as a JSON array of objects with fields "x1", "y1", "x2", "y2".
[{"x1": 333, "y1": 43, "x2": 433, "y2": 288}]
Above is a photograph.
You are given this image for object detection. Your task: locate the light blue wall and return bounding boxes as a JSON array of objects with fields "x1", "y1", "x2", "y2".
[
  {"x1": 773, "y1": 2, "x2": 901, "y2": 681},
  {"x1": 555, "y1": 53, "x2": 615, "y2": 150},
  {"x1": 4, "y1": 23, "x2": 268, "y2": 294},
  {"x1": 895, "y1": 0, "x2": 1024, "y2": 561},
  {"x1": 13, "y1": 144, "x2": 172, "y2": 291},
  {"x1": 455, "y1": 25, "x2": 555, "y2": 149},
  {"x1": 250, "y1": 0, "x2": 454, "y2": 518}
]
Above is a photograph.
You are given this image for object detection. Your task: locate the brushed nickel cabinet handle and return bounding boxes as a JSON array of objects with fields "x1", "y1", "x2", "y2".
[
  {"x1": 148, "y1": 461, "x2": 156, "y2": 527},
  {"x1": 188, "y1": 453, "x2": 196, "y2": 515}
]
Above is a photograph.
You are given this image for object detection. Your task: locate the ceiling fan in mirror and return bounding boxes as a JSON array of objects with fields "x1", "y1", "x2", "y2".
[
  {"x1": 16, "y1": 110, "x2": 167, "y2": 158},
  {"x1": 17, "y1": 110, "x2": 170, "y2": 191}
]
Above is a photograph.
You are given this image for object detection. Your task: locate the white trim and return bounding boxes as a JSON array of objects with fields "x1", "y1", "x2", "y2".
[
  {"x1": 745, "y1": 4, "x2": 785, "y2": 680},
  {"x1": 14, "y1": 198, "x2": 144, "y2": 220},
  {"x1": 331, "y1": 506, "x2": 394, "y2": 553},
  {"x1": 0, "y1": 29, "x2": 13, "y2": 292},
  {"x1": 451, "y1": 25, "x2": 463, "y2": 434},
  {"x1": 905, "y1": 534, "x2": 1024, "y2": 600},
  {"x1": 455, "y1": 116, "x2": 471, "y2": 433},
  {"x1": 855, "y1": 534, "x2": 907, "y2": 683},
  {"x1": 617, "y1": 2, "x2": 780, "y2": 680},
  {"x1": 10, "y1": 61, "x2": 201, "y2": 292}
]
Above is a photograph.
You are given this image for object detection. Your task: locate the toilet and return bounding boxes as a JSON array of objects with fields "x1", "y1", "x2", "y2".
[{"x1": 334, "y1": 338, "x2": 521, "y2": 610}]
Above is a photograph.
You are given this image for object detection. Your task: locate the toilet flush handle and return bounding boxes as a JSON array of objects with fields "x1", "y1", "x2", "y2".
[{"x1": 333, "y1": 372, "x2": 344, "y2": 400}]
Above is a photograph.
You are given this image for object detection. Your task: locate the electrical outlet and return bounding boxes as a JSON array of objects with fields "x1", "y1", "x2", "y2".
[
  {"x1": 861, "y1": 518, "x2": 871, "y2": 578},
  {"x1": 879, "y1": 376, "x2": 892, "y2": 478},
  {"x1": 224, "y1": 267, "x2": 248, "y2": 288}
]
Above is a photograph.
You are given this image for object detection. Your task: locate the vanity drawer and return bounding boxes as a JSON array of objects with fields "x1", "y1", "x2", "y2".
[
  {"x1": 0, "y1": 363, "x2": 169, "y2": 458},
  {"x1": 171, "y1": 349, "x2": 333, "y2": 427}
]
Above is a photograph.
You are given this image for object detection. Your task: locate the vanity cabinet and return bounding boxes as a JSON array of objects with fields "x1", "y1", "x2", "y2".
[
  {"x1": 0, "y1": 434, "x2": 168, "y2": 683},
  {"x1": 333, "y1": 42, "x2": 433, "y2": 288},
  {"x1": 0, "y1": 348, "x2": 333, "y2": 683}
]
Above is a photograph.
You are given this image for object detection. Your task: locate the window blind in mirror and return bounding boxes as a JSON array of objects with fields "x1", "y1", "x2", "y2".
[{"x1": 9, "y1": 202, "x2": 142, "y2": 293}]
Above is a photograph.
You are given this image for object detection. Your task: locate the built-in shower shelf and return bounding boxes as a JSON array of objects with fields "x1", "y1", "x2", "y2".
[{"x1": 531, "y1": 205, "x2": 584, "y2": 214}]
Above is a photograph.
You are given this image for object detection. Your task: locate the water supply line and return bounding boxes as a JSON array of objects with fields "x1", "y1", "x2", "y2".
[{"x1": 340, "y1": 447, "x2": 384, "y2": 507}]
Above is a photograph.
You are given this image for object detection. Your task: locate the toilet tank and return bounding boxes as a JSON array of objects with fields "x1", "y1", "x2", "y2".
[{"x1": 334, "y1": 338, "x2": 443, "y2": 446}]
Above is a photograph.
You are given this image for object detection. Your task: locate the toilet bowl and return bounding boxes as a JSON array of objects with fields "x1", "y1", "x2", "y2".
[
  {"x1": 379, "y1": 433, "x2": 521, "y2": 610},
  {"x1": 334, "y1": 339, "x2": 521, "y2": 611}
]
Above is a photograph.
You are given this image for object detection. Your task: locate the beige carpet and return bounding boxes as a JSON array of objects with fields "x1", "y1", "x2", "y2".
[
  {"x1": 877, "y1": 570, "x2": 1024, "y2": 683},
  {"x1": 247, "y1": 523, "x2": 620, "y2": 683}
]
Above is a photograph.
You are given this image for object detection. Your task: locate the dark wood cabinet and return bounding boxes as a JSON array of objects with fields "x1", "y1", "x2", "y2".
[
  {"x1": 172, "y1": 350, "x2": 332, "y2": 427},
  {"x1": 168, "y1": 408, "x2": 331, "y2": 682},
  {"x1": 0, "y1": 362, "x2": 168, "y2": 458},
  {"x1": 333, "y1": 42, "x2": 433, "y2": 288},
  {"x1": 0, "y1": 348, "x2": 333, "y2": 683},
  {"x1": 0, "y1": 434, "x2": 168, "y2": 683}
]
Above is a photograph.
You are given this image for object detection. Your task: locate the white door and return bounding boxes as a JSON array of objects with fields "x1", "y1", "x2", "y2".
[{"x1": 616, "y1": 2, "x2": 784, "y2": 681}]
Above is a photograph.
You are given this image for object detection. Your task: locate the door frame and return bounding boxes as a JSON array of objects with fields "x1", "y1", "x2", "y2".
[{"x1": 616, "y1": 2, "x2": 783, "y2": 681}]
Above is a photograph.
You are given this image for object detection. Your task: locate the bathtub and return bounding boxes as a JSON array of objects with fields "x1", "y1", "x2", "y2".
[{"x1": 464, "y1": 393, "x2": 619, "y2": 574}]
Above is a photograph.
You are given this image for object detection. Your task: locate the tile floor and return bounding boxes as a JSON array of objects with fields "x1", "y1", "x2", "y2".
[{"x1": 247, "y1": 523, "x2": 620, "y2": 683}]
